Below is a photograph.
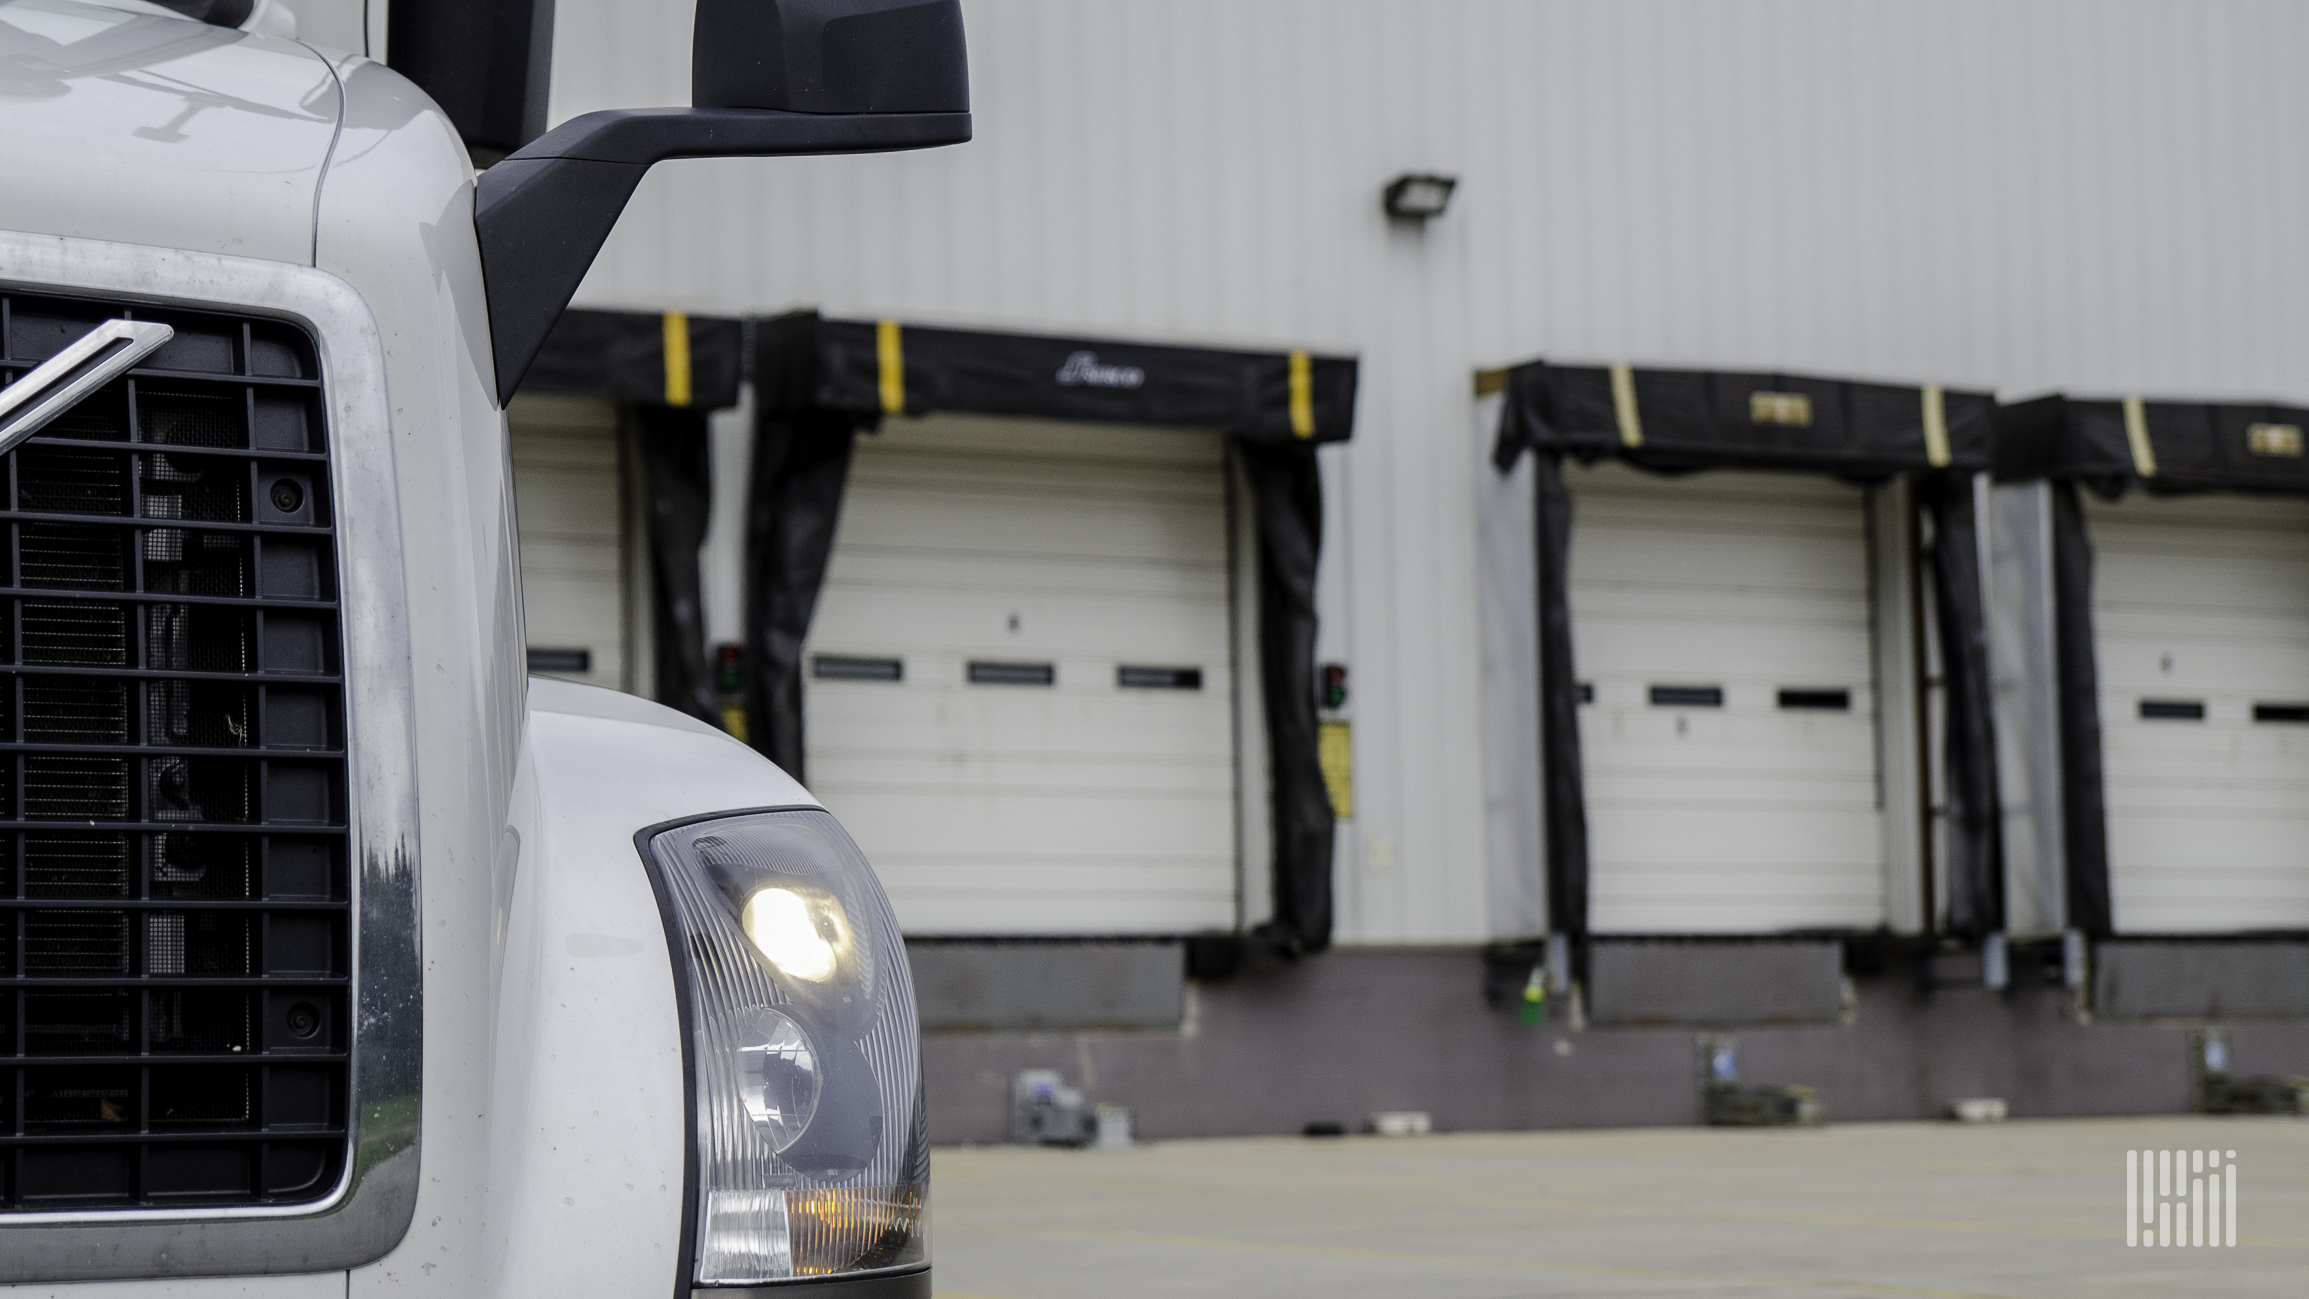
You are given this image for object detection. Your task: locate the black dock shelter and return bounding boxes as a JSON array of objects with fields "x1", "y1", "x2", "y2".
[
  {"x1": 1488, "y1": 359, "x2": 2004, "y2": 940},
  {"x1": 749, "y1": 312, "x2": 1357, "y2": 955},
  {"x1": 523, "y1": 307, "x2": 1361, "y2": 955},
  {"x1": 520, "y1": 307, "x2": 747, "y2": 725},
  {"x1": 1994, "y1": 394, "x2": 2309, "y2": 937}
]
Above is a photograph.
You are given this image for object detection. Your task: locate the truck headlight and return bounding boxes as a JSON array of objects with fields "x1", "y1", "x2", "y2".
[
  {"x1": 742, "y1": 886, "x2": 850, "y2": 982},
  {"x1": 642, "y1": 809, "x2": 928, "y2": 1286}
]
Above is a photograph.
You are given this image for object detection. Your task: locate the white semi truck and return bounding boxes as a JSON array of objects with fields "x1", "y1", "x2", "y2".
[{"x1": 0, "y1": 1, "x2": 968, "y2": 1293}]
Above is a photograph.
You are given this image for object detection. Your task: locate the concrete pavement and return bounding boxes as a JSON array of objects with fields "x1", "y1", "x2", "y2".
[{"x1": 928, "y1": 1116, "x2": 2308, "y2": 1297}]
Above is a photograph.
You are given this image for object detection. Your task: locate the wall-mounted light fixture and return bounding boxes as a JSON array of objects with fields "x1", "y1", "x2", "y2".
[{"x1": 1382, "y1": 173, "x2": 1457, "y2": 220}]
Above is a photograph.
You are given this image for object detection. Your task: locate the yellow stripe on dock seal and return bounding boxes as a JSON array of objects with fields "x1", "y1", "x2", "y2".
[
  {"x1": 1610, "y1": 364, "x2": 1643, "y2": 448},
  {"x1": 1289, "y1": 350, "x2": 1315, "y2": 439},
  {"x1": 2122, "y1": 396, "x2": 2157, "y2": 478},
  {"x1": 661, "y1": 311, "x2": 692, "y2": 408},
  {"x1": 1921, "y1": 385, "x2": 1950, "y2": 468},
  {"x1": 877, "y1": 319, "x2": 905, "y2": 414}
]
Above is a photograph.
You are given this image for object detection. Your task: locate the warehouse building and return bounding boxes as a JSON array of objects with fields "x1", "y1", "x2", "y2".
[{"x1": 354, "y1": 0, "x2": 2309, "y2": 1133}]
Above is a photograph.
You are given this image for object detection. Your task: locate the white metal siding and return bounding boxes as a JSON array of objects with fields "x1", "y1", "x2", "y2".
[
  {"x1": 509, "y1": 397, "x2": 628, "y2": 690},
  {"x1": 803, "y1": 416, "x2": 1238, "y2": 935},
  {"x1": 550, "y1": 0, "x2": 2309, "y2": 942},
  {"x1": 558, "y1": 0, "x2": 2309, "y2": 401},
  {"x1": 1570, "y1": 463, "x2": 1884, "y2": 933},
  {"x1": 2088, "y1": 492, "x2": 2309, "y2": 933}
]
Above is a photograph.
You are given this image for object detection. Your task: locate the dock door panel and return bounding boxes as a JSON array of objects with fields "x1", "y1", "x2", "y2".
[
  {"x1": 2088, "y1": 492, "x2": 2309, "y2": 932},
  {"x1": 804, "y1": 415, "x2": 1238, "y2": 935},
  {"x1": 509, "y1": 395, "x2": 633, "y2": 691},
  {"x1": 1569, "y1": 462, "x2": 1886, "y2": 934}
]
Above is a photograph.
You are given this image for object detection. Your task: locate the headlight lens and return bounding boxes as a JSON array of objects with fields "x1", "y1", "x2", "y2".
[
  {"x1": 741, "y1": 886, "x2": 849, "y2": 982},
  {"x1": 733, "y1": 1007, "x2": 820, "y2": 1152},
  {"x1": 644, "y1": 810, "x2": 927, "y2": 1285}
]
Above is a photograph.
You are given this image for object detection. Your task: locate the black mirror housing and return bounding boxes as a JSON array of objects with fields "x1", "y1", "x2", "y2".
[{"x1": 693, "y1": 0, "x2": 968, "y2": 113}]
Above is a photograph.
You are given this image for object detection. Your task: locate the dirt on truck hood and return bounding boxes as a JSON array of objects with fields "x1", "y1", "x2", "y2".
[{"x1": 0, "y1": 0, "x2": 342, "y2": 266}]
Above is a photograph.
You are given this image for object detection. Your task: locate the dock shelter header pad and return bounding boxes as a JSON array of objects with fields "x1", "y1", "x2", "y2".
[
  {"x1": 791, "y1": 315, "x2": 1358, "y2": 445},
  {"x1": 1493, "y1": 360, "x2": 1995, "y2": 478},
  {"x1": 1996, "y1": 394, "x2": 2309, "y2": 496}
]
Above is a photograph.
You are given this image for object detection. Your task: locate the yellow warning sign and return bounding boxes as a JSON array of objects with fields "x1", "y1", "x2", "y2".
[{"x1": 1318, "y1": 719, "x2": 1352, "y2": 819}]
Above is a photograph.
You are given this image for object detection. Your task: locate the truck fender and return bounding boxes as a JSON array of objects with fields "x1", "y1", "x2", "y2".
[{"x1": 478, "y1": 679, "x2": 814, "y2": 1296}]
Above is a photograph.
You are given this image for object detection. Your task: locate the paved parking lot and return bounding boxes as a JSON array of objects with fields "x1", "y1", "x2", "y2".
[{"x1": 929, "y1": 1117, "x2": 2308, "y2": 1298}]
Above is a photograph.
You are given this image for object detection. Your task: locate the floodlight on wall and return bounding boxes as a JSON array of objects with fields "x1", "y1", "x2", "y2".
[{"x1": 1383, "y1": 173, "x2": 1457, "y2": 220}]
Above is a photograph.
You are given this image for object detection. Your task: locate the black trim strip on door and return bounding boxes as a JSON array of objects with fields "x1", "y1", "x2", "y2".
[
  {"x1": 813, "y1": 654, "x2": 903, "y2": 682},
  {"x1": 1118, "y1": 665, "x2": 1202, "y2": 690},
  {"x1": 527, "y1": 647, "x2": 592, "y2": 673},
  {"x1": 968, "y1": 660, "x2": 1054, "y2": 686}
]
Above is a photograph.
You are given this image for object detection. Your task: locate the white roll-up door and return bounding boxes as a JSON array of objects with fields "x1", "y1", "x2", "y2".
[
  {"x1": 2088, "y1": 492, "x2": 2309, "y2": 932},
  {"x1": 1569, "y1": 462, "x2": 1886, "y2": 933},
  {"x1": 508, "y1": 396, "x2": 632, "y2": 690},
  {"x1": 804, "y1": 415, "x2": 1238, "y2": 935}
]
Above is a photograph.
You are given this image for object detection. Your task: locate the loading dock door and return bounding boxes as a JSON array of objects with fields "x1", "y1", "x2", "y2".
[
  {"x1": 1569, "y1": 463, "x2": 1886, "y2": 933},
  {"x1": 2087, "y1": 492, "x2": 2309, "y2": 932},
  {"x1": 804, "y1": 415, "x2": 1238, "y2": 935},
  {"x1": 509, "y1": 395, "x2": 631, "y2": 690}
]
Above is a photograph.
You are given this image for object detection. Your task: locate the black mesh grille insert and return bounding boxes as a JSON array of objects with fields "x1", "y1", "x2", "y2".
[
  {"x1": 23, "y1": 601, "x2": 129, "y2": 666},
  {"x1": 21, "y1": 524, "x2": 127, "y2": 590},
  {"x1": 26, "y1": 834, "x2": 130, "y2": 898},
  {"x1": 17, "y1": 449, "x2": 127, "y2": 516},
  {"x1": 138, "y1": 388, "x2": 246, "y2": 449},
  {"x1": 2, "y1": 293, "x2": 347, "y2": 1212}
]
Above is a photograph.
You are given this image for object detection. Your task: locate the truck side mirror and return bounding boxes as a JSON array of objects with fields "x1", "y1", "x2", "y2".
[
  {"x1": 387, "y1": 0, "x2": 558, "y2": 157},
  {"x1": 693, "y1": 0, "x2": 968, "y2": 114},
  {"x1": 473, "y1": 0, "x2": 970, "y2": 407}
]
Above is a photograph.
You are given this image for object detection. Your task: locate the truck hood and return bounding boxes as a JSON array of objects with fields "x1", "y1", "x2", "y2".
[{"x1": 0, "y1": 0, "x2": 339, "y2": 265}]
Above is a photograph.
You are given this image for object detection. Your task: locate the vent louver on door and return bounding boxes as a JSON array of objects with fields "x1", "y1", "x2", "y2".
[{"x1": 0, "y1": 293, "x2": 349, "y2": 1213}]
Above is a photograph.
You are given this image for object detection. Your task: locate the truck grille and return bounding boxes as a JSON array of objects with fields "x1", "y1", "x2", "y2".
[{"x1": 0, "y1": 294, "x2": 348, "y2": 1212}]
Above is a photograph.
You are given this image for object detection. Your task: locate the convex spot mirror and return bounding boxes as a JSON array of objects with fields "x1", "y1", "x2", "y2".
[{"x1": 693, "y1": 0, "x2": 969, "y2": 113}]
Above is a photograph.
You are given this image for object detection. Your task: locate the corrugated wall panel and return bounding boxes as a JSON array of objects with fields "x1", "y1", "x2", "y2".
[{"x1": 551, "y1": 0, "x2": 2309, "y2": 943}]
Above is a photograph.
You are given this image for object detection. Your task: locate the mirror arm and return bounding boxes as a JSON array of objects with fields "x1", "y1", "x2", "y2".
[{"x1": 474, "y1": 107, "x2": 971, "y2": 407}]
